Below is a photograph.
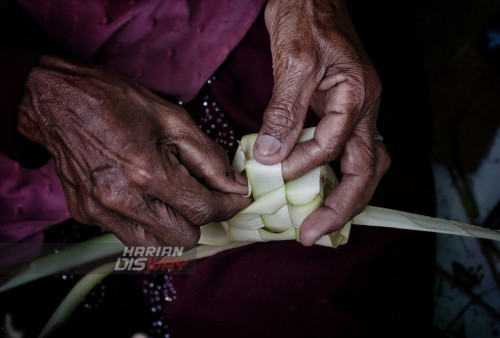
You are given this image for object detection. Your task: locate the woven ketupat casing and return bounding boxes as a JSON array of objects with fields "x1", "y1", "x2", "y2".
[{"x1": 198, "y1": 127, "x2": 352, "y2": 248}]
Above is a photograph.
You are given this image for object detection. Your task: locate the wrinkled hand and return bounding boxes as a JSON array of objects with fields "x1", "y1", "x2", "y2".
[
  {"x1": 17, "y1": 55, "x2": 250, "y2": 248},
  {"x1": 254, "y1": 0, "x2": 390, "y2": 245}
]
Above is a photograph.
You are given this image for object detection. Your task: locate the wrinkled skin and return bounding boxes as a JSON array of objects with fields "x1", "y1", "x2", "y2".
[
  {"x1": 17, "y1": 55, "x2": 250, "y2": 248},
  {"x1": 255, "y1": 0, "x2": 391, "y2": 245},
  {"x1": 17, "y1": 0, "x2": 389, "y2": 249}
]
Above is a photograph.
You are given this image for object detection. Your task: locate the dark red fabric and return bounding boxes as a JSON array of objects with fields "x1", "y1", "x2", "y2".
[{"x1": 164, "y1": 4, "x2": 437, "y2": 337}]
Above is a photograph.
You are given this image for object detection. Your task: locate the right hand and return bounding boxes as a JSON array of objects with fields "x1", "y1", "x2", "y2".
[
  {"x1": 17, "y1": 55, "x2": 250, "y2": 248},
  {"x1": 254, "y1": 0, "x2": 389, "y2": 245}
]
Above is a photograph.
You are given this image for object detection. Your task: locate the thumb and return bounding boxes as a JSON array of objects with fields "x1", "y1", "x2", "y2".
[{"x1": 253, "y1": 64, "x2": 319, "y2": 165}]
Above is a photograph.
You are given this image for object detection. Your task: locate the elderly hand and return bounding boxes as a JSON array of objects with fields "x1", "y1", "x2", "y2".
[
  {"x1": 17, "y1": 55, "x2": 250, "y2": 248},
  {"x1": 254, "y1": 0, "x2": 390, "y2": 245}
]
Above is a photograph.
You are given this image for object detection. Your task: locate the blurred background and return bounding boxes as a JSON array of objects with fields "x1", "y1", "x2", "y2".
[{"x1": 410, "y1": 0, "x2": 500, "y2": 336}]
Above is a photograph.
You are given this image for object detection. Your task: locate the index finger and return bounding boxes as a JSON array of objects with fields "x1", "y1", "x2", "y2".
[
  {"x1": 166, "y1": 110, "x2": 249, "y2": 196},
  {"x1": 150, "y1": 150, "x2": 252, "y2": 226},
  {"x1": 281, "y1": 109, "x2": 355, "y2": 181}
]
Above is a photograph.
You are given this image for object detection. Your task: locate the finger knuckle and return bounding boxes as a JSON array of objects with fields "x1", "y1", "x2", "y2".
[
  {"x1": 132, "y1": 212, "x2": 200, "y2": 249},
  {"x1": 171, "y1": 231, "x2": 200, "y2": 250},
  {"x1": 163, "y1": 209, "x2": 201, "y2": 248},
  {"x1": 316, "y1": 140, "x2": 340, "y2": 163},
  {"x1": 130, "y1": 165, "x2": 155, "y2": 188},
  {"x1": 185, "y1": 200, "x2": 216, "y2": 226},
  {"x1": 337, "y1": 63, "x2": 381, "y2": 107},
  {"x1": 281, "y1": 51, "x2": 318, "y2": 75},
  {"x1": 123, "y1": 224, "x2": 159, "y2": 246},
  {"x1": 351, "y1": 137, "x2": 378, "y2": 176},
  {"x1": 76, "y1": 197, "x2": 101, "y2": 224},
  {"x1": 163, "y1": 106, "x2": 196, "y2": 134},
  {"x1": 265, "y1": 104, "x2": 296, "y2": 133},
  {"x1": 327, "y1": 204, "x2": 354, "y2": 229},
  {"x1": 91, "y1": 173, "x2": 128, "y2": 211},
  {"x1": 363, "y1": 158, "x2": 377, "y2": 180},
  {"x1": 98, "y1": 188, "x2": 123, "y2": 210},
  {"x1": 355, "y1": 152, "x2": 377, "y2": 180}
]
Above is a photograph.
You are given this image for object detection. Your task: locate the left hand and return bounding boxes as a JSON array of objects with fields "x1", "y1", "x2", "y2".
[
  {"x1": 253, "y1": 0, "x2": 391, "y2": 245},
  {"x1": 17, "y1": 55, "x2": 250, "y2": 249}
]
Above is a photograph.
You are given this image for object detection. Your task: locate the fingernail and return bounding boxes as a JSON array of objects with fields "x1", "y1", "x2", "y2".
[
  {"x1": 234, "y1": 172, "x2": 248, "y2": 186},
  {"x1": 256, "y1": 134, "x2": 282, "y2": 156}
]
